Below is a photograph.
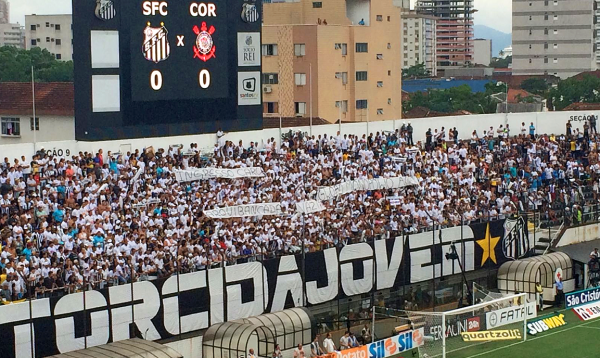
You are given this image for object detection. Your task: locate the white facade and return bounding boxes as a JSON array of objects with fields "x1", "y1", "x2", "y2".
[
  {"x1": 401, "y1": 10, "x2": 437, "y2": 75},
  {"x1": 25, "y1": 14, "x2": 72, "y2": 61},
  {"x1": 0, "y1": 111, "x2": 598, "y2": 162},
  {"x1": 499, "y1": 46, "x2": 512, "y2": 59},
  {"x1": 0, "y1": 115, "x2": 75, "y2": 145},
  {"x1": 512, "y1": 0, "x2": 597, "y2": 79},
  {"x1": 0, "y1": 22, "x2": 24, "y2": 48},
  {"x1": 473, "y1": 38, "x2": 492, "y2": 66}
]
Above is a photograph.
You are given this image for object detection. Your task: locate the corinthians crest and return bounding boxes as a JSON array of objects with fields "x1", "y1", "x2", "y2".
[
  {"x1": 95, "y1": 0, "x2": 116, "y2": 21},
  {"x1": 142, "y1": 22, "x2": 170, "y2": 63},
  {"x1": 241, "y1": 0, "x2": 259, "y2": 23},
  {"x1": 502, "y1": 216, "x2": 531, "y2": 260},
  {"x1": 193, "y1": 22, "x2": 216, "y2": 62}
]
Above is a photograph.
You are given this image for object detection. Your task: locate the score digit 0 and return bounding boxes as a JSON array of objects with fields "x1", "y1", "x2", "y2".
[
  {"x1": 150, "y1": 70, "x2": 163, "y2": 91},
  {"x1": 199, "y1": 69, "x2": 210, "y2": 89}
]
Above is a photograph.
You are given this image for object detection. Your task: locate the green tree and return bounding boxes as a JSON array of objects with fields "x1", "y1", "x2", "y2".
[
  {"x1": 490, "y1": 56, "x2": 512, "y2": 68},
  {"x1": 548, "y1": 75, "x2": 600, "y2": 110},
  {"x1": 0, "y1": 46, "x2": 73, "y2": 82},
  {"x1": 403, "y1": 84, "x2": 500, "y2": 114},
  {"x1": 402, "y1": 63, "x2": 430, "y2": 79},
  {"x1": 520, "y1": 78, "x2": 549, "y2": 95}
]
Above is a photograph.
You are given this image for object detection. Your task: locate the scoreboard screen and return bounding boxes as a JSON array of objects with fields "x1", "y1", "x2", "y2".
[
  {"x1": 73, "y1": 0, "x2": 262, "y2": 141},
  {"x1": 130, "y1": 1, "x2": 229, "y2": 101}
]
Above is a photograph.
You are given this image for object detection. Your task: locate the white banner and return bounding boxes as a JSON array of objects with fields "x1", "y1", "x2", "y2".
[
  {"x1": 486, "y1": 301, "x2": 537, "y2": 329},
  {"x1": 175, "y1": 167, "x2": 265, "y2": 182},
  {"x1": 316, "y1": 176, "x2": 419, "y2": 201},
  {"x1": 204, "y1": 203, "x2": 283, "y2": 218},
  {"x1": 295, "y1": 200, "x2": 326, "y2": 214}
]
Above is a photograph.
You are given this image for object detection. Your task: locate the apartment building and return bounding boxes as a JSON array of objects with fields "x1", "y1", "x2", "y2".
[
  {"x1": 473, "y1": 38, "x2": 492, "y2": 66},
  {"x1": 512, "y1": 0, "x2": 597, "y2": 79},
  {"x1": 401, "y1": 10, "x2": 437, "y2": 76},
  {"x1": 0, "y1": 22, "x2": 24, "y2": 48},
  {"x1": 262, "y1": 0, "x2": 402, "y2": 123},
  {"x1": 0, "y1": 0, "x2": 8, "y2": 24},
  {"x1": 416, "y1": 0, "x2": 475, "y2": 75},
  {"x1": 25, "y1": 14, "x2": 72, "y2": 61}
]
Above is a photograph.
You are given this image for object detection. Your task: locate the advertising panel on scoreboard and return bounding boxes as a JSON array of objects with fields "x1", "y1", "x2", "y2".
[{"x1": 130, "y1": 0, "x2": 229, "y2": 101}]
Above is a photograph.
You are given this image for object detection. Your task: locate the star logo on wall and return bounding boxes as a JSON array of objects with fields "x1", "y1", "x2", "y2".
[{"x1": 476, "y1": 223, "x2": 501, "y2": 266}]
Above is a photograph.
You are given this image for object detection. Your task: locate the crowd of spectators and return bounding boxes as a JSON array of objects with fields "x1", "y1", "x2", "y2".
[{"x1": 0, "y1": 119, "x2": 598, "y2": 302}]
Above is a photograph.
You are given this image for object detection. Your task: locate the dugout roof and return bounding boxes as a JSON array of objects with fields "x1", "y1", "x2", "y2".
[
  {"x1": 45, "y1": 338, "x2": 182, "y2": 358},
  {"x1": 203, "y1": 307, "x2": 313, "y2": 358},
  {"x1": 555, "y1": 239, "x2": 600, "y2": 264},
  {"x1": 497, "y1": 252, "x2": 572, "y2": 294}
]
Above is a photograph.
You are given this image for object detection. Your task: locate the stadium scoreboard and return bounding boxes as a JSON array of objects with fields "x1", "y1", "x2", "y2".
[{"x1": 73, "y1": 0, "x2": 262, "y2": 141}]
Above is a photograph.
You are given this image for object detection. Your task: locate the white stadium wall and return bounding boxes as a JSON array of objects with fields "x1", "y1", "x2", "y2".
[{"x1": 0, "y1": 111, "x2": 598, "y2": 161}]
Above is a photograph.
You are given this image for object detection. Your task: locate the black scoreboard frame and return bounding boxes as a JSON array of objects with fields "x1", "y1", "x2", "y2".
[{"x1": 73, "y1": 0, "x2": 263, "y2": 141}]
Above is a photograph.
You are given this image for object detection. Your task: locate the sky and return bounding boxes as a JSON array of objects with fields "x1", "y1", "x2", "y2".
[{"x1": 10, "y1": 0, "x2": 513, "y2": 34}]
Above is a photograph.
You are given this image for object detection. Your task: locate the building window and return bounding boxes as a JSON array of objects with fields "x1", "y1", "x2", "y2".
[
  {"x1": 404, "y1": 61, "x2": 408, "y2": 66},
  {"x1": 335, "y1": 100, "x2": 348, "y2": 113},
  {"x1": 544, "y1": 14, "x2": 548, "y2": 20},
  {"x1": 529, "y1": 16, "x2": 532, "y2": 21},
  {"x1": 387, "y1": 43, "x2": 391, "y2": 49},
  {"x1": 388, "y1": 70, "x2": 391, "y2": 76},
  {"x1": 376, "y1": 15, "x2": 383, "y2": 21},
  {"x1": 55, "y1": 24, "x2": 61, "y2": 30},
  {"x1": 387, "y1": 16, "x2": 391, "y2": 22},
  {"x1": 46, "y1": 37, "x2": 50, "y2": 42},
  {"x1": 335, "y1": 43, "x2": 348, "y2": 55},
  {"x1": 294, "y1": 43, "x2": 306, "y2": 56},
  {"x1": 56, "y1": 39, "x2": 62, "y2": 45},
  {"x1": 553, "y1": 58, "x2": 558, "y2": 63},
  {"x1": 553, "y1": 29, "x2": 558, "y2": 34},
  {"x1": 403, "y1": 30, "x2": 408, "y2": 35},
  {"x1": 554, "y1": 43, "x2": 558, "y2": 49},
  {"x1": 262, "y1": 44, "x2": 278, "y2": 56},
  {"x1": 335, "y1": 72, "x2": 348, "y2": 85},
  {"x1": 56, "y1": 54, "x2": 62, "y2": 60},
  {"x1": 544, "y1": 43, "x2": 548, "y2": 49},
  {"x1": 295, "y1": 102, "x2": 306, "y2": 115},
  {"x1": 45, "y1": 22, "x2": 49, "y2": 27},
  {"x1": 31, "y1": 39, "x2": 37, "y2": 46},
  {"x1": 529, "y1": 29, "x2": 533, "y2": 35},
  {"x1": 263, "y1": 102, "x2": 279, "y2": 114},
  {"x1": 544, "y1": 58, "x2": 548, "y2": 63},
  {"x1": 377, "y1": 81, "x2": 383, "y2": 88},
  {"x1": 376, "y1": 54, "x2": 383, "y2": 60},
  {"x1": 403, "y1": 45, "x2": 408, "y2": 51},
  {"x1": 553, "y1": 15, "x2": 558, "y2": 20},
  {"x1": 1, "y1": 117, "x2": 20, "y2": 136},
  {"x1": 377, "y1": 109, "x2": 384, "y2": 115},
  {"x1": 356, "y1": 100, "x2": 368, "y2": 109},
  {"x1": 294, "y1": 73, "x2": 307, "y2": 86},
  {"x1": 544, "y1": 0, "x2": 548, "y2": 5},
  {"x1": 529, "y1": 59, "x2": 532, "y2": 63},
  {"x1": 356, "y1": 43, "x2": 368, "y2": 53},
  {"x1": 30, "y1": 25, "x2": 36, "y2": 31},
  {"x1": 388, "y1": 98, "x2": 392, "y2": 105},
  {"x1": 529, "y1": 44, "x2": 532, "y2": 49},
  {"x1": 312, "y1": 2, "x2": 322, "y2": 8},
  {"x1": 30, "y1": 117, "x2": 39, "y2": 131},
  {"x1": 544, "y1": 28, "x2": 548, "y2": 35},
  {"x1": 262, "y1": 73, "x2": 279, "y2": 84},
  {"x1": 554, "y1": 0, "x2": 558, "y2": 5},
  {"x1": 356, "y1": 71, "x2": 368, "y2": 81}
]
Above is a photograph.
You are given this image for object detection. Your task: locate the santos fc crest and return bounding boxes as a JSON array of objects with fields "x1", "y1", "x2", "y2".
[
  {"x1": 142, "y1": 22, "x2": 170, "y2": 63},
  {"x1": 95, "y1": 0, "x2": 116, "y2": 21},
  {"x1": 241, "y1": 0, "x2": 259, "y2": 23}
]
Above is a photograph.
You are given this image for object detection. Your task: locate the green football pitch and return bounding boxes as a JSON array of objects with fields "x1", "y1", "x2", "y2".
[{"x1": 405, "y1": 307, "x2": 600, "y2": 358}]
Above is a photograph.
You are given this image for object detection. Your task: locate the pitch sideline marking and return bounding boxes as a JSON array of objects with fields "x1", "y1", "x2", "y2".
[{"x1": 463, "y1": 318, "x2": 599, "y2": 358}]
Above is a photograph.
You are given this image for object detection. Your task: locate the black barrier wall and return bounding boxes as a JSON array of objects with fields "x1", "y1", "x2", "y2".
[{"x1": 0, "y1": 218, "x2": 530, "y2": 358}]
